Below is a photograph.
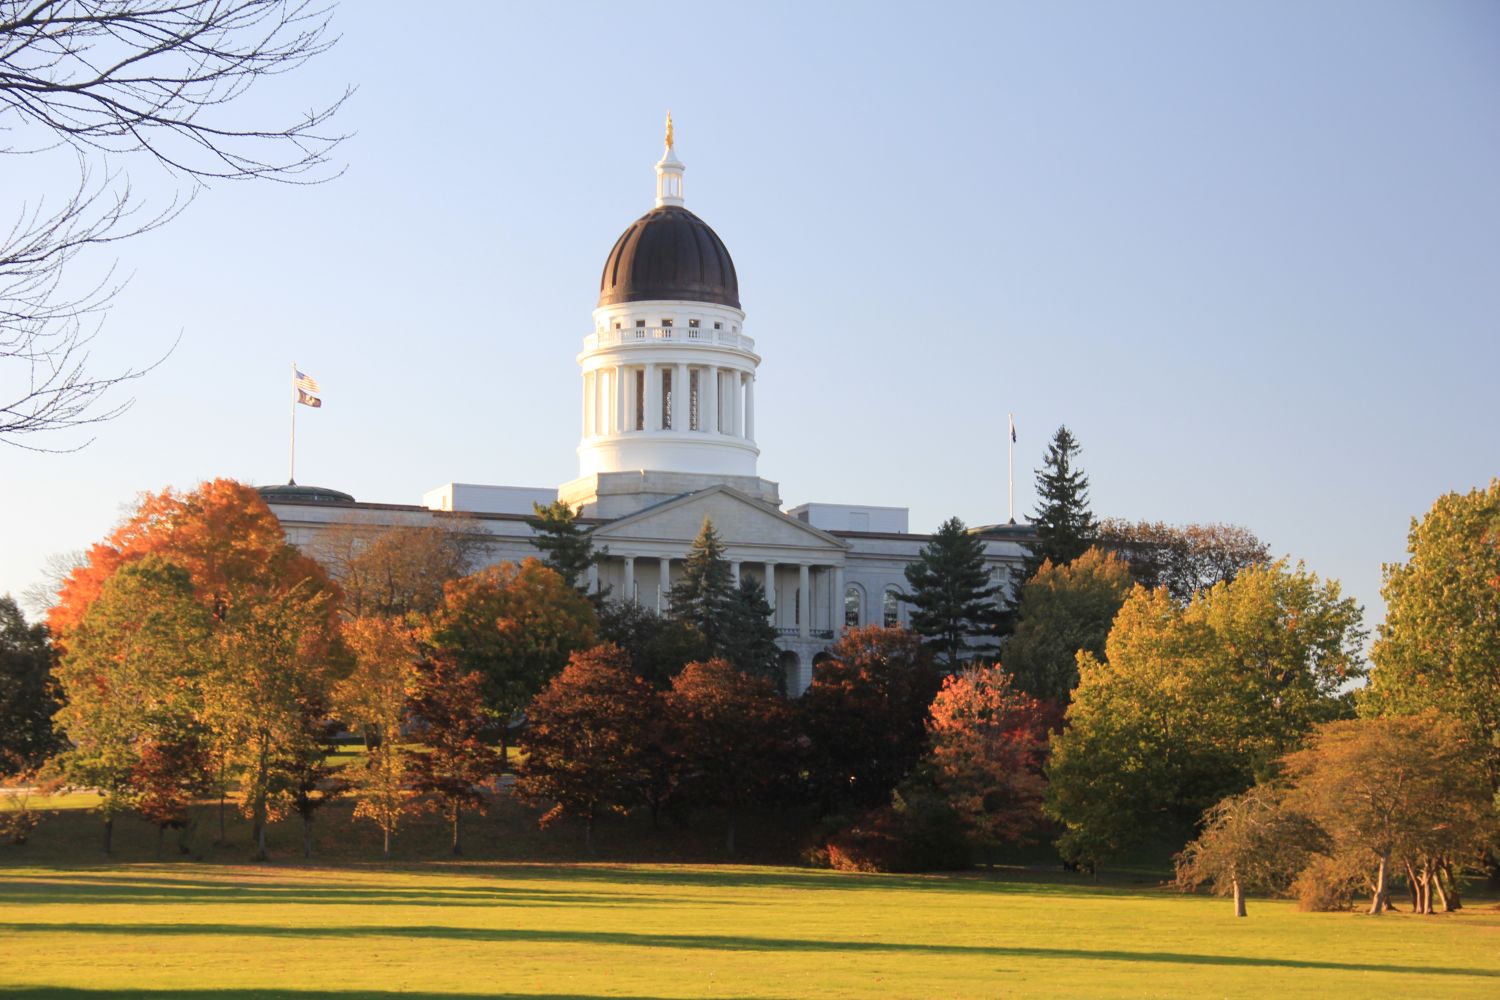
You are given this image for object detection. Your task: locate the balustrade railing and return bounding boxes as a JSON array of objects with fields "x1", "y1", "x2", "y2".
[{"x1": 583, "y1": 326, "x2": 756, "y2": 353}]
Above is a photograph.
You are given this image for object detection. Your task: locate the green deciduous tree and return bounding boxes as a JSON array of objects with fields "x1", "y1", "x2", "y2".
[
  {"x1": 1026, "y1": 426, "x2": 1096, "y2": 577},
  {"x1": 1003, "y1": 548, "x2": 1132, "y2": 705},
  {"x1": 1364, "y1": 480, "x2": 1500, "y2": 792},
  {"x1": 1046, "y1": 561, "x2": 1365, "y2": 867},
  {"x1": 408, "y1": 654, "x2": 499, "y2": 856},
  {"x1": 205, "y1": 581, "x2": 343, "y2": 861},
  {"x1": 429, "y1": 559, "x2": 598, "y2": 758},
  {"x1": 516, "y1": 644, "x2": 655, "y2": 852},
  {"x1": 596, "y1": 599, "x2": 707, "y2": 689},
  {"x1": 901, "y1": 517, "x2": 1002, "y2": 668}
]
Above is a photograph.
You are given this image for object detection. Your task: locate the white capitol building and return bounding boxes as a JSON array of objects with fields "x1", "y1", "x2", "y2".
[{"x1": 262, "y1": 122, "x2": 1032, "y2": 694}]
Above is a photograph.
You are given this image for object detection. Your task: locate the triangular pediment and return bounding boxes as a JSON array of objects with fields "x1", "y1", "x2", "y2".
[{"x1": 591, "y1": 485, "x2": 847, "y2": 555}]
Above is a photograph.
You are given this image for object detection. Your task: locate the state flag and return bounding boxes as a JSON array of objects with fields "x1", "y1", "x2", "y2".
[{"x1": 297, "y1": 388, "x2": 322, "y2": 408}]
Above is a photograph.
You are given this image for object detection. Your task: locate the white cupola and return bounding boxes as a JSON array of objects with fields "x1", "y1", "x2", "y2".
[{"x1": 562, "y1": 117, "x2": 777, "y2": 517}]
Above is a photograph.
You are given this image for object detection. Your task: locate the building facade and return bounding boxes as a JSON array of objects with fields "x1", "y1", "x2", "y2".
[{"x1": 262, "y1": 122, "x2": 1032, "y2": 694}]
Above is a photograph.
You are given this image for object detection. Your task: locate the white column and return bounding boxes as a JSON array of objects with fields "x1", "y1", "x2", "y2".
[
  {"x1": 673, "y1": 362, "x2": 688, "y2": 432},
  {"x1": 732, "y1": 371, "x2": 745, "y2": 437},
  {"x1": 798, "y1": 563, "x2": 810, "y2": 639},
  {"x1": 764, "y1": 562, "x2": 777, "y2": 619},
  {"x1": 703, "y1": 364, "x2": 718, "y2": 433},
  {"x1": 583, "y1": 371, "x2": 595, "y2": 438},
  {"x1": 614, "y1": 364, "x2": 625, "y2": 434},
  {"x1": 658, "y1": 556, "x2": 671, "y2": 612},
  {"x1": 745, "y1": 374, "x2": 755, "y2": 440},
  {"x1": 587, "y1": 561, "x2": 599, "y2": 595},
  {"x1": 730, "y1": 561, "x2": 741, "y2": 587},
  {"x1": 623, "y1": 555, "x2": 636, "y2": 603},
  {"x1": 645, "y1": 363, "x2": 660, "y2": 431},
  {"x1": 832, "y1": 564, "x2": 845, "y2": 639},
  {"x1": 595, "y1": 370, "x2": 608, "y2": 436}
]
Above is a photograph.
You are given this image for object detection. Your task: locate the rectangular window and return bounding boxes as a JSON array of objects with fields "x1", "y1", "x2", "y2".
[
  {"x1": 689, "y1": 370, "x2": 700, "y2": 430},
  {"x1": 634, "y1": 369, "x2": 645, "y2": 430},
  {"x1": 689, "y1": 319, "x2": 700, "y2": 328},
  {"x1": 635, "y1": 319, "x2": 646, "y2": 328},
  {"x1": 662, "y1": 369, "x2": 672, "y2": 430}
]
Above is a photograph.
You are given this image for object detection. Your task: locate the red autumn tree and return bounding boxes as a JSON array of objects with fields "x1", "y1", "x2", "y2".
[
  {"x1": 515, "y1": 644, "x2": 656, "y2": 853},
  {"x1": 924, "y1": 665, "x2": 1050, "y2": 847},
  {"x1": 408, "y1": 654, "x2": 500, "y2": 856},
  {"x1": 797, "y1": 626, "x2": 941, "y2": 812},
  {"x1": 667, "y1": 658, "x2": 791, "y2": 857},
  {"x1": 133, "y1": 733, "x2": 213, "y2": 857}
]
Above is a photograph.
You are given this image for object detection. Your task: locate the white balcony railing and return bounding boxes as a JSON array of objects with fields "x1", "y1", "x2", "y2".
[{"x1": 583, "y1": 326, "x2": 756, "y2": 354}]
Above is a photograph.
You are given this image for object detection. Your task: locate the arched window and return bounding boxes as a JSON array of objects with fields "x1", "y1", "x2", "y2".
[
  {"x1": 844, "y1": 585, "x2": 862, "y2": 628},
  {"x1": 882, "y1": 587, "x2": 901, "y2": 628}
]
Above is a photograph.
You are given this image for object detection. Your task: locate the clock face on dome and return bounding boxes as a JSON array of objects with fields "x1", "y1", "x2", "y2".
[{"x1": 598, "y1": 205, "x2": 740, "y2": 309}]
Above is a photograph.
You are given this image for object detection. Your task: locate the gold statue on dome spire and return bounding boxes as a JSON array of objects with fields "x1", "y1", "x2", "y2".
[{"x1": 665, "y1": 111, "x2": 674, "y2": 150}]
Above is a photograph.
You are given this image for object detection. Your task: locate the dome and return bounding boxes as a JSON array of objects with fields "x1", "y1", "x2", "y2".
[
  {"x1": 257, "y1": 482, "x2": 355, "y2": 504},
  {"x1": 598, "y1": 205, "x2": 739, "y2": 309}
]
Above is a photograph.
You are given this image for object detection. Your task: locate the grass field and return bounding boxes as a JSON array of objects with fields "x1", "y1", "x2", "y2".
[
  {"x1": 2, "y1": 859, "x2": 1498, "y2": 999},
  {"x1": 2, "y1": 799, "x2": 1497, "y2": 998}
]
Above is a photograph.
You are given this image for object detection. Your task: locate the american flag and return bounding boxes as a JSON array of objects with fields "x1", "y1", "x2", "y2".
[{"x1": 294, "y1": 369, "x2": 321, "y2": 394}]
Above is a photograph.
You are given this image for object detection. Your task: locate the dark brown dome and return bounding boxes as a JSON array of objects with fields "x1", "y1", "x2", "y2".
[{"x1": 598, "y1": 205, "x2": 739, "y2": 309}]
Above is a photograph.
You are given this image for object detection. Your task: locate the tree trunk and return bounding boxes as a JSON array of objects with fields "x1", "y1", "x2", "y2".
[
  {"x1": 451, "y1": 805, "x2": 462, "y2": 857},
  {"x1": 1232, "y1": 878, "x2": 1246, "y2": 918},
  {"x1": 382, "y1": 824, "x2": 391, "y2": 860},
  {"x1": 1405, "y1": 860, "x2": 1421, "y2": 911},
  {"x1": 1369, "y1": 850, "x2": 1390, "y2": 914},
  {"x1": 1419, "y1": 866, "x2": 1433, "y2": 914},
  {"x1": 1439, "y1": 861, "x2": 1462, "y2": 911},
  {"x1": 102, "y1": 816, "x2": 113, "y2": 856},
  {"x1": 302, "y1": 815, "x2": 313, "y2": 859}
]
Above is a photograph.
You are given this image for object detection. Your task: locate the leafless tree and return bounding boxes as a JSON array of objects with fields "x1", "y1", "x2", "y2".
[{"x1": 1, "y1": 1, "x2": 352, "y2": 448}]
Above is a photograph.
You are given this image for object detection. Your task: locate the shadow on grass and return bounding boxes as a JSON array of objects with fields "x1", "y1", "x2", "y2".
[
  {"x1": 0, "y1": 991, "x2": 749, "y2": 1000},
  {"x1": 0, "y1": 874, "x2": 674, "y2": 910},
  {"x1": 1, "y1": 921, "x2": 1495, "y2": 980}
]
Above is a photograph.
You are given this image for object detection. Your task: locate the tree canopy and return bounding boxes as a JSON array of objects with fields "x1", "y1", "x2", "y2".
[
  {"x1": 901, "y1": 516, "x2": 1002, "y2": 668},
  {"x1": 0, "y1": 595, "x2": 61, "y2": 771},
  {"x1": 1095, "y1": 519, "x2": 1270, "y2": 603},
  {"x1": 1364, "y1": 479, "x2": 1500, "y2": 790},
  {"x1": 1002, "y1": 547, "x2": 1132, "y2": 705},
  {"x1": 1026, "y1": 426, "x2": 1096, "y2": 576},
  {"x1": 1046, "y1": 560, "x2": 1366, "y2": 866},
  {"x1": 527, "y1": 501, "x2": 603, "y2": 592}
]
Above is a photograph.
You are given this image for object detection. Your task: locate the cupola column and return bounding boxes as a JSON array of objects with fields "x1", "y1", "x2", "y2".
[
  {"x1": 745, "y1": 375, "x2": 755, "y2": 440},
  {"x1": 703, "y1": 364, "x2": 718, "y2": 433}
]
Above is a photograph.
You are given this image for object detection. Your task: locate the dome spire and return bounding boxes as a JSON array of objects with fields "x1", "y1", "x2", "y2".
[{"x1": 655, "y1": 112, "x2": 685, "y2": 208}]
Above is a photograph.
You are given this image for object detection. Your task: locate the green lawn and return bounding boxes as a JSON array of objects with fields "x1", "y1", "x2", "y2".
[{"x1": 1, "y1": 860, "x2": 1497, "y2": 999}]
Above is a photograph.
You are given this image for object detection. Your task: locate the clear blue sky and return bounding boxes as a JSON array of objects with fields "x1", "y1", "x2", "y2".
[{"x1": 4, "y1": 1, "x2": 1497, "y2": 634}]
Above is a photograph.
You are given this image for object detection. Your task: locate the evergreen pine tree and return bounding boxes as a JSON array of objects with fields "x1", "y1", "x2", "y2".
[
  {"x1": 901, "y1": 516, "x2": 1003, "y2": 668},
  {"x1": 1027, "y1": 425, "x2": 1096, "y2": 577},
  {"x1": 527, "y1": 500, "x2": 604, "y2": 591},
  {"x1": 721, "y1": 579, "x2": 782, "y2": 689},
  {"x1": 668, "y1": 518, "x2": 736, "y2": 650}
]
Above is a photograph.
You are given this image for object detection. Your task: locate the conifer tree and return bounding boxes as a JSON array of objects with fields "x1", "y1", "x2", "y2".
[
  {"x1": 721, "y1": 579, "x2": 782, "y2": 688},
  {"x1": 527, "y1": 500, "x2": 604, "y2": 592},
  {"x1": 901, "y1": 517, "x2": 1002, "y2": 668},
  {"x1": 668, "y1": 518, "x2": 736, "y2": 650},
  {"x1": 1026, "y1": 426, "x2": 1097, "y2": 577}
]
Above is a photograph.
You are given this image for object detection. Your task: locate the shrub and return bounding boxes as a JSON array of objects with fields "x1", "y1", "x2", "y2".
[{"x1": 1293, "y1": 853, "x2": 1366, "y2": 912}]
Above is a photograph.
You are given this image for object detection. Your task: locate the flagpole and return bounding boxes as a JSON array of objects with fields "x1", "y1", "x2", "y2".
[
  {"x1": 1007, "y1": 412, "x2": 1015, "y2": 524},
  {"x1": 289, "y1": 361, "x2": 297, "y2": 485}
]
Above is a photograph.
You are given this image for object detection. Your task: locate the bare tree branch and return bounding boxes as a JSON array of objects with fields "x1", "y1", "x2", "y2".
[{"x1": 0, "y1": 1, "x2": 350, "y2": 447}]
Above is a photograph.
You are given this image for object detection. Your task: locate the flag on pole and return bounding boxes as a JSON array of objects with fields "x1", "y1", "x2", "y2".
[
  {"x1": 294, "y1": 370, "x2": 321, "y2": 394},
  {"x1": 296, "y1": 389, "x2": 322, "y2": 408},
  {"x1": 1009, "y1": 413, "x2": 1017, "y2": 443}
]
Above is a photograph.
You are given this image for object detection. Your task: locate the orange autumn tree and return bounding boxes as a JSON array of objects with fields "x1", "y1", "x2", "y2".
[
  {"x1": 48, "y1": 478, "x2": 344, "y2": 859},
  {"x1": 49, "y1": 478, "x2": 336, "y2": 640}
]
